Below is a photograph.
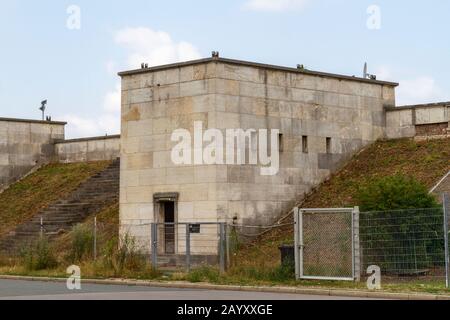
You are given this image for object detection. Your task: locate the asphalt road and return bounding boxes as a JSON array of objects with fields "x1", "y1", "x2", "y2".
[{"x1": 0, "y1": 279, "x2": 374, "y2": 300}]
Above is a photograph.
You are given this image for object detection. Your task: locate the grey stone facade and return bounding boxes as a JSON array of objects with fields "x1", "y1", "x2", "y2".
[
  {"x1": 385, "y1": 102, "x2": 450, "y2": 139},
  {"x1": 118, "y1": 57, "x2": 398, "y2": 251},
  {"x1": 0, "y1": 118, "x2": 66, "y2": 188},
  {"x1": 55, "y1": 135, "x2": 120, "y2": 163}
]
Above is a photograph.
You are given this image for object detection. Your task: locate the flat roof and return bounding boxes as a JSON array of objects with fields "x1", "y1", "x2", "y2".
[
  {"x1": 385, "y1": 101, "x2": 450, "y2": 111},
  {"x1": 0, "y1": 117, "x2": 67, "y2": 125},
  {"x1": 118, "y1": 57, "x2": 399, "y2": 87}
]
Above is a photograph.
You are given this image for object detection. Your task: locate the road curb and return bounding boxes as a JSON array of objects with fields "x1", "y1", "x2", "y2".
[{"x1": 0, "y1": 274, "x2": 449, "y2": 300}]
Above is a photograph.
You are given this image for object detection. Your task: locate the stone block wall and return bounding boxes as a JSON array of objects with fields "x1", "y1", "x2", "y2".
[
  {"x1": 0, "y1": 118, "x2": 66, "y2": 188},
  {"x1": 118, "y1": 57, "x2": 398, "y2": 253},
  {"x1": 386, "y1": 103, "x2": 450, "y2": 139},
  {"x1": 55, "y1": 135, "x2": 120, "y2": 163}
]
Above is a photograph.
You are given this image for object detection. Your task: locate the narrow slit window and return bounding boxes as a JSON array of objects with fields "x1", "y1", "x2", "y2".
[
  {"x1": 279, "y1": 133, "x2": 284, "y2": 152},
  {"x1": 302, "y1": 136, "x2": 308, "y2": 154},
  {"x1": 326, "y1": 137, "x2": 332, "y2": 154}
]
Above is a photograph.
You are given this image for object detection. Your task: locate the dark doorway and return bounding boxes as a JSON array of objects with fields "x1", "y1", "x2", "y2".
[{"x1": 163, "y1": 202, "x2": 175, "y2": 254}]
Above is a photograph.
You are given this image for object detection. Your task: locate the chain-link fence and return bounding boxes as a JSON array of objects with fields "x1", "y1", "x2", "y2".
[
  {"x1": 293, "y1": 200, "x2": 449, "y2": 287},
  {"x1": 294, "y1": 208, "x2": 359, "y2": 281},
  {"x1": 1, "y1": 197, "x2": 448, "y2": 289},
  {"x1": 360, "y1": 207, "x2": 449, "y2": 285}
]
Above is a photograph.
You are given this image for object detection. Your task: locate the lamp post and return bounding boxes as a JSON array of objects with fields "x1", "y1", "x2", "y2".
[{"x1": 39, "y1": 100, "x2": 47, "y2": 121}]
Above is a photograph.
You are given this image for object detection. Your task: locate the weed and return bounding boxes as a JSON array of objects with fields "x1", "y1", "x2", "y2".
[
  {"x1": 67, "y1": 224, "x2": 94, "y2": 263},
  {"x1": 187, "y1": 266, "x2": 221, "y2": 283},
  {"x1": 20, "y1": 237, "x2": 58, "y2": 271}
]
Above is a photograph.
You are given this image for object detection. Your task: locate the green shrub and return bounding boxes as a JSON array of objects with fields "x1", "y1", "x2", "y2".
[
  {"x1": 357, "y1": 174, "x2": 439, "y2": 212},
  {"x1": 357, "y1": 174, "x2": 443, "y2": 273},
  {"x1": 67, "y1": 224, "x2": 94, "y2": 263},
  {"x1": 20, "y1": 237, "x2": 58, "y2": 271}
]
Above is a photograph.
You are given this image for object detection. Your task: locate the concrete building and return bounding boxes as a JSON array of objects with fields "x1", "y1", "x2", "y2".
[
  {"x1": 2, "y1": 56, "x2": 448, "y2": 261},
  {"x1": 117, "y1": 56, "x2": 399, "y2": 253},
  {"x1": 0, "y1": 117, "x2": 66, "y2": 188},
  {"x1": 0, "y1": 118, "x2": 121, "y2": 190},
  {"x1": 55, "y1": 135, "x2": 120, "y2": 163},
  {"x1": 386, "y1": 101, "x2": 450, "y2": 140}
]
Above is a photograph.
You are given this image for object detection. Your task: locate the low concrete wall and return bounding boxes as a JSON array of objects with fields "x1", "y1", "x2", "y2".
[
  {"x1": 55, "y1": 135, "x2": 120, "y2": 163},
  {"x1": 0, "y1": 118, "x2": 66, "y2": 187},
  {"x1": 386, "y1": 103, "x2": 450, "y2": 139}
]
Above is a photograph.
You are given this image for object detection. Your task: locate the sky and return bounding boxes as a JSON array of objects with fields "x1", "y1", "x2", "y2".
[{"x1": 0, "y1": 0, "x2": 449, "y2": 138}]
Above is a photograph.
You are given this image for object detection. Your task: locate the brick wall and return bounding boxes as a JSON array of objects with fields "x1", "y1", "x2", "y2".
[{"x1": 415, "y1": 122, "x2": 449, "y2": 137}]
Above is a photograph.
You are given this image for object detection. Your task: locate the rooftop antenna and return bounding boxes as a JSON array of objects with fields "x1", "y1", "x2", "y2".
[
  {"x1": 39, "y1": 100, "x2": 47, "y2": 121},
  {"x1": 211, "y1": 51, "x2": 219, "y2": 59},
  {"x1": 363, "y1": 62, "x2": 377, "y2": 80}
]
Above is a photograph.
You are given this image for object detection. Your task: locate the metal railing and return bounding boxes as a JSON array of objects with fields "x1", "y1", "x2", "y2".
[
  {"x1": 146, "y1": 222, "x2": 227, "y2": 272},
  {"x1": 292, "y1": 196, "x2": 449, "y2": 287},
  {"x1": 359, "y1": 203, "x2": 449, "y2": 287},
  {"x1": 31, "y1": 218, "x2": 228, "y2": 273}
]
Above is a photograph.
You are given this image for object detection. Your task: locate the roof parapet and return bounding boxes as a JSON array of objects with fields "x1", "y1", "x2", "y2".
[{"x1": 118, "y1": 57, "x2": 399, "y2": 87}]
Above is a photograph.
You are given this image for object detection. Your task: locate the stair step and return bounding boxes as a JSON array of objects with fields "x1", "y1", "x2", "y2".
[{"x1": 0, "y1": 159, "x2": 120, "y2": 253}]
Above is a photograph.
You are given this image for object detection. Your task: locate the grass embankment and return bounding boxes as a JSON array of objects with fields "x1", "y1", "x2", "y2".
[
  {"x1": 0, "y1": 161, "x2": 111, "y2": 237},
  {"x1": 233, "y1": 138, "x2": 450, "y2": 270},
  {"x1": 0, "y1": 203, "x2": 161, "y2": 280},
  {"x1": 0, "y1": 138, "x2": 449, "y2": 296}
]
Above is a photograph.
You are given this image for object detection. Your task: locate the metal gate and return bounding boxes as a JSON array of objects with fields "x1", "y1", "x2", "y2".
[{"x1": 294, "y1": 207, "x2": 360, "y2": 281}]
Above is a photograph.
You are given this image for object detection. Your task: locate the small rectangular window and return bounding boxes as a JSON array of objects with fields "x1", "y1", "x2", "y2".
[
  {"x1": 326, "y1": 137, "x2": 332, "y2": 154},
  {"x1": 279, "y1": 134, "x2": 284, "y2": 152},
  {"x1": 302, "y1": 136, "x2": 308, "y2": 154}
]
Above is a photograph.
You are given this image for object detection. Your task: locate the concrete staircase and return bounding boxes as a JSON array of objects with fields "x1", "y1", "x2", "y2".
[{"x1": 0, "y1": 159, "x2": 120, "y2": 254}]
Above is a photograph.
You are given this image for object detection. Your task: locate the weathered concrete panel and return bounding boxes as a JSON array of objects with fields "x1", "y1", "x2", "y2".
[
  {"x1": 0, "y1": 118, "x2": 66, "y2": 188},
  {"x1": 119, "y1": 58, "x2": 397, "y2": 253},
  {"x1": 55, "y1": 135, "x2": 120, "y2": 163},
  {"x1": 385, "y1": 103, "x2": 449, "y2": 139}
]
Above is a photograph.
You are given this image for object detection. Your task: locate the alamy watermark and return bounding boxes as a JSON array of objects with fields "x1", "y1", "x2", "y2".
[
  {"x1": 171, "y1": 121, "x2": 280, "y2": 176},
  {"x1": 367, "y1": 265, "x2": 382, "y2": 290},
  {"x1": 367, "y1": 5, "x2": 381, "y2": 30},
  {"x1": 66, "y1": 265, "x2": 81, "y2": 290},
  {"x1": 66, "y1": 5, "x2": 81, "y2": 30}
]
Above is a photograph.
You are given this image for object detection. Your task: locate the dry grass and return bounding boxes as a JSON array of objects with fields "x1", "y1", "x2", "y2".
[
  {"x1": 1, "y1": 138, "x2": 449, "y2": 294},
  {"x1": 234, "y1": 138, "x2": 450, "y2": 267},
  {"x1": 302, "y1": 137, "x2": 450, "y2": 208},
  {"x1": 52, "y1": 203, "x2": 119, "y2": 258},
  {"x1": 0, "y1": 161, "x2": 111, "y2": 236}
]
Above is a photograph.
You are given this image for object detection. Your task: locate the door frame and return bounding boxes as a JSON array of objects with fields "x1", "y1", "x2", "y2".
[{"x1": 153, "y1": 193, "x2": 179, "y2": 255}]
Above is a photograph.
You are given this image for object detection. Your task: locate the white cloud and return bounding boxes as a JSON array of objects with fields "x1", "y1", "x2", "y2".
[
  {"x1": 105, "y1": 60, "x2": 117, "y2": 75},
  {"x1": 243, "y1": 0, "x2": 309, "y2": 12},
  {"x1": 115, "y1": 27, "x2": 201, "y2": 69},
  {"x1": 373, "y1": 66, "x2": 392, "y2": 81},
  {"x1": 63, "y1": 115, "x2": 102, "y2": 138},
  {"x1": 63, "y1": 112, "x2": 120, "y2": 139},
  {"x1": 64, "y1": 27, "x2": 201, "y2": 138},
  {"x1": 63, "y1": 83, "x2": 121, "y2": 138},
  {"x1": 103, "y1": 83, "x2": 121, "y2": 113},
  {"x1": 374, "y1": 66, "x2": 448, "y2": 106},
  {"x1": 396, "y1": 76, "x2": 447, "y2": 106}
]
